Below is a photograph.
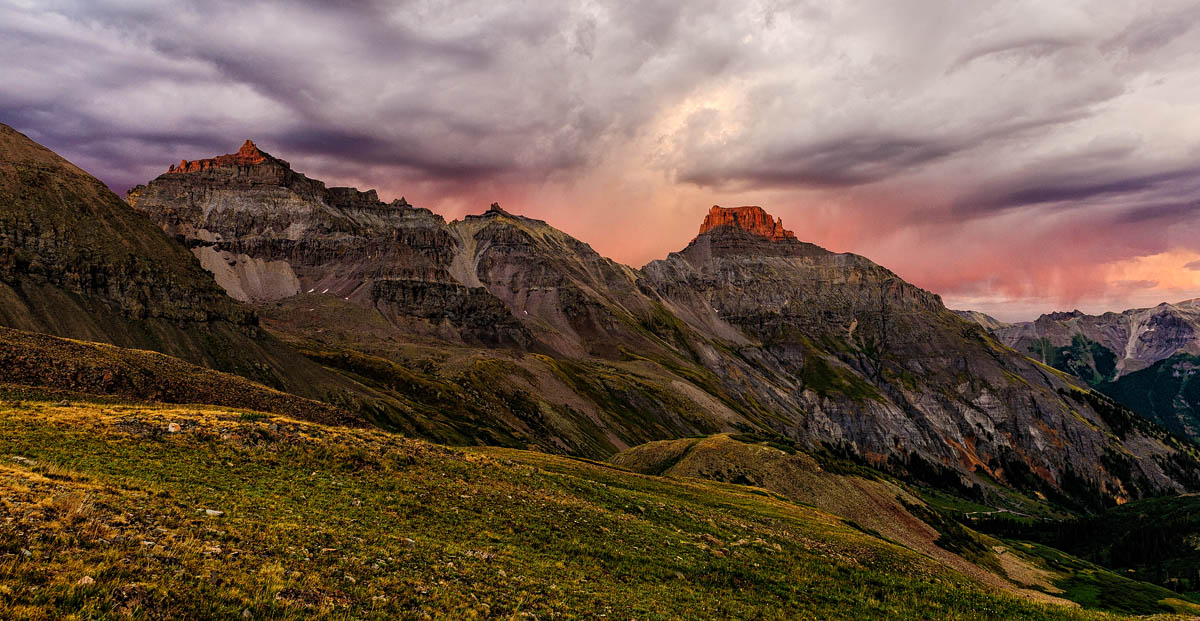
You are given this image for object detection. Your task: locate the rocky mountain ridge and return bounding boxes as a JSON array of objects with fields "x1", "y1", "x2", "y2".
[
  {"x1": 168, "y1": 139, "x2": 271, "y2": 172},
  {"x1": 963, "y1": 301, "x2": 1200, "y2": 378},
  {"x1": 0, "y1": 123, "x2": 441, "y2": 425},
  {"x1": 0, "y1": 125, "x2": 250, "y2": 327},
  {"x1": 121, "y1": 139, "x2": 1200, "y2": 508},
  {"x1": 958, "y1": 302, "x2": 1200, "y2": 443}
]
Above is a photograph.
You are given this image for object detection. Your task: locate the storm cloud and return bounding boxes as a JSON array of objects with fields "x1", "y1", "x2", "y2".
[{"x1": 3, "y1": 0, "x2": 1200, "y2": 320}]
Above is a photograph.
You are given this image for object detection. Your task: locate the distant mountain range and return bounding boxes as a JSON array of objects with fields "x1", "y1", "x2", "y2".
[
  {"x1": 959, "y1": 301, "x2": 1200, "y2": 377},
  {"x1": 958, "y1": 303, "x2": 1200, "y2": 442},
  {"x1": 113, "y1": 133, "x2": 1200, "y2": 509}
]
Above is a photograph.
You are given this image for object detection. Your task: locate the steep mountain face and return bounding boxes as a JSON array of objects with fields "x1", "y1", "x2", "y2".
[
  {"x1": 449, "y1": 205, "x2": 666, "y2": 358},
  {"x1": 1, "y1": 126, "x2": 250, "y2": 328},
  {"x1": 0, "y1": 123, "x2": 379, "y2": 415},
  {"x1": 126, "y1": 142, "x2": 520, "y2": 344},
  {"x1": 1100, "y1": 354, "x2": 1200, "y2": 441},
  {"x1": 643, "y1": 218, "x2": 1200, "y2": 510},
  {"x1": 126, "y1": 140, "x2": 1200, "y2": 508},
  {"x1": 128, "y1": 148, "x2": 672, "y2": 358},
  {"x1": 128, "y1": 142, "x2": 757, "y2": 455},
  {"x1": 954, "y1": 309, "x2": 1011, "y2": 332},
  {"x1": 959, "y1": 303, "x2": 1200, "y2": 443},
  {"x1": 971, "y1": 302, "x2": 1200, "y2": 378}
]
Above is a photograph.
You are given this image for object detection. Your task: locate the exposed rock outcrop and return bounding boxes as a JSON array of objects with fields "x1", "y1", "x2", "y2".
[
  {"x1": 128, "y1": 142, "x2": 536, "y2": 348},
  {"x1": 168, "y1": 139, "x2": 270, "y2": 173},
  {"x1": 965, "y1": 301, "x2": 1200, "y2": 377},
  {"x1": 128, "y1": 142, "x2": 665, "y2": 355},
  {"x1": 960, "y1": 301, "x2": 1200, "y2": 444},
  {"x1": 644, "y1": 207, "x2": 1199, "y2": 507},
  {"x1": 698, "y1": 205, "x2": 797, "y2": 241}
]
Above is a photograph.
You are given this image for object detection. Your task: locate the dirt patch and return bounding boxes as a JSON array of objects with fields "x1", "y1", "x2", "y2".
[{"x1": 995, "y1": 546, "x2": 1064, "y2": 593}]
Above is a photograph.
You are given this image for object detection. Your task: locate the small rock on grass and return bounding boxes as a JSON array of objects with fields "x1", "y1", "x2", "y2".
[
  {"x1": 76, "y1": 576, "x2": 94, "y2": 586},
  {"x1": 205, "y1": 509, "x2": 224, "y2": 517}
]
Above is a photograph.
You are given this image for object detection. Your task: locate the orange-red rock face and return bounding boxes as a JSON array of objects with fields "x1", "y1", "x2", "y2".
[
  {"x1": 167, "y1": 140, "x2": 269, "y2": 173},
  {"x1": 698, "y1": 205, "x2": 797, "y2": 241}
]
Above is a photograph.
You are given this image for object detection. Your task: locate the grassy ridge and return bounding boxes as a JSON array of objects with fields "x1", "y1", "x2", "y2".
[
  {"x1": 0, "y1": 326, "x2": 357, "y2": 426},
  {"x1": 0, "y1": 399, "x2": 1120, "y2": 619}
]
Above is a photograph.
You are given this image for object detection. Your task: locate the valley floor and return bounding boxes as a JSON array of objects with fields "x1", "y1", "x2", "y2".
[{"x1": 0, "y1": 398, "x2": 1165, "y2": 619}]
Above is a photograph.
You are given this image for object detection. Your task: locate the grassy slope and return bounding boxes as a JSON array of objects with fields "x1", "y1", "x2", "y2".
[
  {"x1": 1010, "y1": 541, "x2": 1200, "y2": 616},
  {"x1": 975, "y1": 494, "x2": 1200, "y2": 599},
  {"x1": 260, "y1": 294, "x2": 747, "y2": 458},
  {"x1": 610, "y1": 435, "x2": 1022, "y2": 588},
  {"x1": 0, "y1": 326, "x2": 356, "y2": 426},
  {"x1": 612, "y1": 434, "x2": 1200, "y2": 617},
  {"x1": 0, "y1": 399, "x2": 1127, "y2": 620}
]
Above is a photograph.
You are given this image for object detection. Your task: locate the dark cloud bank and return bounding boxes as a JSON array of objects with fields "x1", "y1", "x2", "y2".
[{"x1": 3, "y1": 0, "x2": 1200, "y2": 318}]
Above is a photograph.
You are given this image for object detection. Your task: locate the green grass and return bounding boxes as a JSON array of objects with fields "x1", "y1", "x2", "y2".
[
  {"x1": 1057, "y1": 571, "x2": 1185, "y2": 615},
  {"x1": 898, "y1": 500, "x2": 1006, "y2": 576},
  {"x1": 1028, "y1": 335, "x2": 1118, "y2": 387},
  {"x1": 918, "y1": 474, "x2": 1069, "y2": 521},
  {"x1": 1009, "y1": 543, "x2": 1199, "y2": 615},
  {"x1": 918, "y1": 486, "x2": 1002, "y2": 515},
  {"x1": 976, "y1": 494, "x2": 1200, "y2": 598},
  {"x1": 800, "y1": 352, "x2": 883, "y2": 402},
  {"x1": 0, "y1": 399, "x2": 1127, "y2": 619}
]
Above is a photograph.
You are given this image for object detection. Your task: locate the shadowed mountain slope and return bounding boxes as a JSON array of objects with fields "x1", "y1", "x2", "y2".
[
  {"x1": 0, "y1": 123, "x2": 385, "y2": 419},
  {"x1": 0, "y1": 325, "x2": 356, "y2": 425},
  {"x1": 642, "y1": 220, "x2": 1200, "y2": 511}
]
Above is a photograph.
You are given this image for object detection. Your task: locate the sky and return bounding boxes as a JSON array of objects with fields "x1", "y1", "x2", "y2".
[{"x1": 3, "y1": 0, "x2": 1200, "y2": 321}]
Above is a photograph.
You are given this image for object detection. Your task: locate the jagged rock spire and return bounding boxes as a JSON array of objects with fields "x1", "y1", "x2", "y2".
[
  {"x1": 698, "y1": 205, "x2": 797, "y2": 241},
  {"x1": 167, "y1": 139, "x2": 270, "y2": 173}
]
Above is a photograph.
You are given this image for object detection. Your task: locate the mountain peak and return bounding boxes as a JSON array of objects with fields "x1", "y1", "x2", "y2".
[
  {"x1": 167, "y1": 139, "x2": 272, "y2": 173},
  {"x1": 237, "y1": 139, "x2": 262, "y2": 156},
  {"x1": 698, "y1": 205, "x2": 796, "y2": 241},
  {"x1": 1043, "y1": 310, "x2": 1085, "y2": 321}
]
